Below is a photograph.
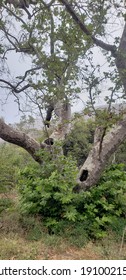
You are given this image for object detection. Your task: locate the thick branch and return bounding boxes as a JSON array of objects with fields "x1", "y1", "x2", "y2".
[
  {"x1": 44, "y1": 98, "x2": 71, "y2": 143},
  {"x1": 51, "y1": 99, "x2": 71, "y2": 141},
  {"x1": 116, "y1": 22, "x2": 126, "y2": 93},
  {"x1": 78, "y1": 118, "x2": 126, "y2": 190},
  {"x1": 0, "y1": 118, "x2": 45, "y2": 163},
  {"x1": 59, "y1": 0, "x2": 117, "y2": 56}
]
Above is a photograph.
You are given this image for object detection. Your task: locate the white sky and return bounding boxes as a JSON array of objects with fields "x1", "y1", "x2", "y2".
[
  {"x1": 0, "y1": 3, "x2": 125, "y2": 124},
  {"x1": 0, "y1": 46, "x2": 112, "y2": 124}
]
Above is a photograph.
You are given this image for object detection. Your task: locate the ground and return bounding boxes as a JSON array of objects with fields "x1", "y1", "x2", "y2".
[{"x1": 0, "y1": 189, "x2": 126, "y2": 260}]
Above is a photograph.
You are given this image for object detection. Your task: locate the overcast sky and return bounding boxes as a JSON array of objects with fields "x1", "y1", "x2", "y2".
[
  {"x1": 0, "y1": 46, "x2": 109, "y2": 124},
  {"x1": 0, "y1": 5, "x2": 124, "y2": 124}
]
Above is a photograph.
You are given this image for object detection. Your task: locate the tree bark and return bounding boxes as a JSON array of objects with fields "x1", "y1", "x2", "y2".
[
  {"x1": 0, "y1": 118, "x2": 44, "y2": 163},
  {"x1": 49, "y1": 99, "x2": 71, "y2": 141},
  {"x1": 116, "y1": 22, "x2": 126, "y2": 94},
  {"x1": 78, "y1": 119, "x2": 126, "y2": 190}
]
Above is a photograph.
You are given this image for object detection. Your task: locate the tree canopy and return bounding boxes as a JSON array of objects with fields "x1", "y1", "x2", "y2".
[{"x1": 0, "y1": 0, "x2": 126, "y2": 189}]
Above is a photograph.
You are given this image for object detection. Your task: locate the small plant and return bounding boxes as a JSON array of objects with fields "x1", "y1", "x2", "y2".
[{"x1": 0, "y1": 198, "x2": 13, "y2": 214}]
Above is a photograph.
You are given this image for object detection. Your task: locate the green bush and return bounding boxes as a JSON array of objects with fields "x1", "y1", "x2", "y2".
[
  {"x1": 18, "y1": 148, "x2": 78, "y2": 222},
  {"x1": 75, "y1": 164, "x2": 126, "y2": 238},
  {"x1": 0, "y1": 143, "x2": 33, "y2": 193},
  {"x1": 18, "y1": 153, "x2": 126, "y2": 239},
  {"x1": 114, "y1": 140, "x2": 126, "y2": 167},
  {"x1": 63, "y1": 118, "x2": 94, "y2": 166}
]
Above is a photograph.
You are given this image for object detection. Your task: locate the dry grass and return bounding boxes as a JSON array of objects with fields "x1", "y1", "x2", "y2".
[
  {"x1": 1, "y1": 226, "x2": 125, "y2": 260},
  {"x1": 0, "y1": 189, "x2": 126, "y2": 260},
  {"x1": 0, "y1": 234, "x2": 103, "y2": 260}
]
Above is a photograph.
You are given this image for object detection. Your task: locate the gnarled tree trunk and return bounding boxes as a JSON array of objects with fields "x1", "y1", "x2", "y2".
[
  {"x1": 44, "y1": 99, "x2": 71, "y2": 144},
  {"x1": 78, "y1": 119, "x2": 126, "y2": 190}
]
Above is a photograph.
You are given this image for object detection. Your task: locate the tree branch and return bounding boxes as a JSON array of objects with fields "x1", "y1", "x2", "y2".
[
  {"x1": 0, "y1": 79, "x2": 31, "y2": 93},
  {"x1": 116, "y1": 22, "x2": 126, "y2": 94},
  {"x1": 0, "y1": 65, "x2": 42, "y2": 93},
  {"x1": 3, "y1": 5, "x2": 27, "y2": 25},
  {"x1": 0, "y1": 118, "x2": 44, "y2": 163},
  {"x1": 59, "y1": 0, "x2": 117, "y2": 57}
]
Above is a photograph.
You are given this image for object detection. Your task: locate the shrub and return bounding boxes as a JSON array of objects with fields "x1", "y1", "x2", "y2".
[
  {"x1": 75, "y1": 164, "x2": 126, "y2": 238},
  {"x1": 63, "y1": 118, "x2": 94, "y2": 166},
  {"x1": 0, "y1": 143, "x2": 32, "y2": 193},
  {"x1": 18, "y1": 152, "x2": 126, "y2": 239},
  {"x1": 18, "y1": 148, "x2": 78, "y2": 223}
]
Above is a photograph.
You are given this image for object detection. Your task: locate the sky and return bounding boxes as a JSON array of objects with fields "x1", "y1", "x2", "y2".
[
  {"x1": 0, "y1": 46, "x2": 110, "y2": 124},
  {"x1": 0, "y1": 52, "x2": 32, "y2": 124},
  {"x1": 0, "y1": 3, "x2": 125, "y2": 124}
]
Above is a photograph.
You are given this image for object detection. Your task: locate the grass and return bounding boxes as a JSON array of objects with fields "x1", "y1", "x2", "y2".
[{"x1": 0, "y1": 189, "x2": 126, "y2": 260}]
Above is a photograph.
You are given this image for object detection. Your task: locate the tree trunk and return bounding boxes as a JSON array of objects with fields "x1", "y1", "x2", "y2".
[
  {"x1": 78, "y1": 119, "x2": 126, "y2": 190},
  {"x1": 44, "y1": 99, "x2": 71, "y2": 145},
  {"x1": 116, "y1": 22, "x2": 126, "y2": 94}
]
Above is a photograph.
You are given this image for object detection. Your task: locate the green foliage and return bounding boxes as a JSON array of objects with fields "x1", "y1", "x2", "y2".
[
  {"x1": 0, "y1": 142, "x2": 126, "y2": 243},
  {"x1": 114, "y1": 140, "x2": 126, "y2": 167},
  {"x1": 0, "y1": 198, "x2": 12, "y2": 214},
  {"x1": 0, "y1": 143, "x2": 33, "y2": 193},
  {"x1": 0, "y1": 144, "x2": 19, "y2": 193},
  {"x1": 18, "y1": 147, "x2": 126, "y2": 239},
  {"x1": 63, "y1": 118, "x2": 94, "y2": 166},
  {"x1": 18, "y1": 148, "x2": 78, "y2": 223},
  {"x1": 75, "y1": 164, "x2": 126, "y2": 238}
]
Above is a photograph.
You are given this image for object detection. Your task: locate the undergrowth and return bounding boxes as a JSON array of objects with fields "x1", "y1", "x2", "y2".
[{"x1": 17, "y1": 148, "x2": 126, "y2": 240}]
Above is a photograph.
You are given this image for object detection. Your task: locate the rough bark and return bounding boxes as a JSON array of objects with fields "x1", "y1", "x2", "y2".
[
  {"x1": 49, "y1": 99, "x2": 71, "y2": 141},
  {"x1": 78, "y1": 119, "x2": 126, "y2": 190},
  {"x1": 116, "y1": 22, "x2": 126, "y2": 94},
  {"x1": 0, "y1": 118, "x2": 44, "y2": 163}
]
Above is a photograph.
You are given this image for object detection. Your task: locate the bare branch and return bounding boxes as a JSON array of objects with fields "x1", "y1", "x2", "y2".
[
  {"x1": 3, "y1": 5, "x2": 27, "y2": 25},
  {"x1": 0, "y1": 118, "x2": 43, "y2": 163},
  {"x1": 47, "y1": 0, "x2": 55, "y2": 7},
  {"x1": 3, "y1": 47, "x2": 16, "y2": 59},
  {"x1": 4, "y1": 1, "x2": 32, "y2": 19},
  {"x1": 0, "y1": 79, "x2": 32, "y2": 93},
  {"x1": 1, "y1": 27, "x2": 19, "y2": 51},
  {"x1": 15, "y1": 66, "x2": 42, "y2": 87},
  {"x1": 0, "y1": 65, "x2": 43, "y2": 93}
]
